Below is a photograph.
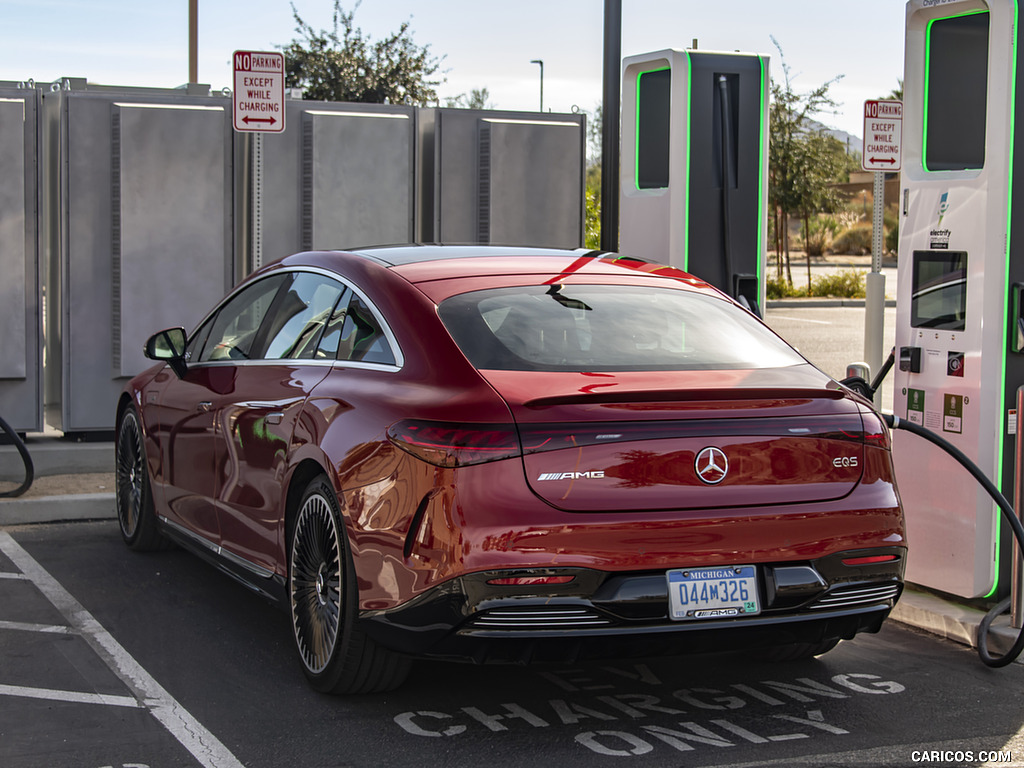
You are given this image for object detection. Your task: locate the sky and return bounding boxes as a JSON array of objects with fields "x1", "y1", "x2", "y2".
[{"x1": 0, "y1": 0, "x2": 906, "y2": 140}]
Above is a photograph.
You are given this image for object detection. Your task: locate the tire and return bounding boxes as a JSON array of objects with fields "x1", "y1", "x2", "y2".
[
  {"x1": 288, "y1": 475, "x2": 412, "y2": 694},
  {"x1": 754, "y1": 637, "x2": 841, "y2": 662},
  {"x1": 115, "y1": 406, "x2": 168, "y2": 551}
]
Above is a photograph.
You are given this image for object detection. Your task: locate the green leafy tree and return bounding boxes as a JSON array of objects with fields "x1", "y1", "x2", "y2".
[
  {"x1": 793, "y1": 132, "x2": 849, "y2": 285},
  {"x1": 581, "y1": 104, "x2": 602, "y2": 249},
  {"x1": 585, "y1": 164, "x2": 601, "y2": 249},
  {"x1": 280, "y1": 1, "x2": 443, "y2": 105},
  {"x1": 769, "y1": 37, "x2": 845, "y2": 285}
]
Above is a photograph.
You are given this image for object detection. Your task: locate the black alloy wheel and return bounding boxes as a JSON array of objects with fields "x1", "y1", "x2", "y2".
[
  {"x1": 289, "y1": 475, "x2": 411, "y2": 694},
  {"x1": 114, "y1": 406, "x2": 166, "y2": 551},
  {"x1": 290, "y1": 485, "x2": 343, "y2": 676}
]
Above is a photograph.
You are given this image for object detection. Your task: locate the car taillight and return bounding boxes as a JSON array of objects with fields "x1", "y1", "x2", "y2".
[
  {"x1": 842, "y1": 554, "x2": 900, "y2": 566},
  {"x1": 387, "y1": 420, "x2": 521, "y2": 467},
  {"x1": 860, "y1": 409, "x2": 892, "y2": 450}
]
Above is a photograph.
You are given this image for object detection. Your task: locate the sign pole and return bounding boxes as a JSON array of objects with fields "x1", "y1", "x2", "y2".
[
  {"x1": 861, "y1": 99, "x2": 902, "y2": 404},
  {"x1": 865, "y1": 171, "x2": 886, "y2": 406}
]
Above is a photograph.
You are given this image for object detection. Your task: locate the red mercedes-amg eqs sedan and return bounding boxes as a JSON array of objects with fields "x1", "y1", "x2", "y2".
[{"x1": 116, "y1": 245, "x2": 905, "y2": 694}]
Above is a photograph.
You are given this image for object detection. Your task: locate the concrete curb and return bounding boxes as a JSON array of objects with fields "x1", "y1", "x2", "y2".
[
  {"x1": 0, "y1": 493, "x2": 115, "y2": 526},
  {"x1": 767, "y1": 298, "x2": 898, "y2": 309},
  {"x1": 891, "y1": 588, "x2": 1023, "y2": 662},
  {"x1": 0, "y1": 438, "x2": 113, "y2": 480}
]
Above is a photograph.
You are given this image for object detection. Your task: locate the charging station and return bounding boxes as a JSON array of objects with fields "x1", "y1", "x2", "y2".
[
  {"x1": 618, "y1": 49, "x2": 769, "y2": 315},
  {"x1": 893, "y1": 0, "x2": 1023, "y2": 599}
]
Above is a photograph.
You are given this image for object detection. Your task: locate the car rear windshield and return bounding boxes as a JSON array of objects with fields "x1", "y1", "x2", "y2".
[{"x1": 438, "y1": 284, "x2": 805, "y2": 372}]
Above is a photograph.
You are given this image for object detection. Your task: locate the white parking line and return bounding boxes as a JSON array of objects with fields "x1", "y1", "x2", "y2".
[
  {"x1": 0, "y1": 683, "x2": 141, "y2": 708},
  {"x1": 0, "y1": 531, "x2": 245, "y2": 768},
  {"x1": 0, "y1": 619, "x2": 73, "y2": 634}
]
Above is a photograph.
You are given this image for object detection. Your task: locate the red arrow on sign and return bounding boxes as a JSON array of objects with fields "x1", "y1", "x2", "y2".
[
  {"x1": 243, "y1": 115, "x2": 277, "y2": 125},
  {"x1": 870, "y1": 157, "x2": 897, "y2": 166}
]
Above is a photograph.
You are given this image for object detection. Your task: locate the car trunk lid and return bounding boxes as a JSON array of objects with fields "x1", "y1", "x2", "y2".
[{"x1": 482, "y1": 367, "x2": 868, "y2": 512}]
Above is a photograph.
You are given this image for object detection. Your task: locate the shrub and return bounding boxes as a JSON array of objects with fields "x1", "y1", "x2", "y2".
[
  {"x1": 766, "y1": 276, "x2": 806, "y2": 299},
  {"x1": 810, "y1": 269, "x2": 865, "y2": 298},
  {"x1": 884, "y1": 207, "x2": 899, "y2": 257},
  {"x1": 766, "y1": 270, "x2": 865, "y2": 300},
  {"x1": 797, "y1": 216, "x2": 841, "y2": 257},
  {"x1": 831, "y1": 223, "x2": 873, "y2": 255}
]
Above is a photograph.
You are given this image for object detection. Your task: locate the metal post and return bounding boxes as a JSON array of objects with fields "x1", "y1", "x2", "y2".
[
  {"x1": 189, "y1": 0, "x2": 198, "y2": 84},
  {"x1": 600, "y1": 0, "x2": 621, "y2": 252},
  {"x1": 1014, "y1": 386, "x2": 1024, "y2": 629},
  {"x1": 530, "y1": 60, "x2": 544, "y2": 112},
  {"x1": 864, "y1": 171, "x2": 886, "y2": 406},
  {"x1": 252, "y1": 133, "x2": 263, "y2": 273}
]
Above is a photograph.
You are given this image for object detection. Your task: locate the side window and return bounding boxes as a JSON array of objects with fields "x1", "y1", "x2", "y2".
[
  {"x1": 315, "y1": 288, "x2": 352, "y2": 360},
  {"x1": 186, "y1": 319, "x2": 213, "y2": 363},
  {"x1": 336, "y1": 294, "x2": 396, "y2": 365},
  {"x1": 198, "y1": 275, "x2": 286, "y2": 363},
  {"x1": 262, "y1": 273, "x2": 346, "y2": 360}
]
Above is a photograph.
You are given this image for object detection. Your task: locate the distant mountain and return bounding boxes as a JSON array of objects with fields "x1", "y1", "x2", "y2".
[{"x1": 806, "y1": 118, "x2": 860, "y2": 155}]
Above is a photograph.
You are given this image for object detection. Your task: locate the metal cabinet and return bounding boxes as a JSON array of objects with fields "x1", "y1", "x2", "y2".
[
  {"x1": 237, "y1": 100, "x2": 415, "y2": 275},
  {"x1": 0, "y1": 83, "x2": 42, "y2": 433},
  {"x1": 42, "y1": 84, "x2": 234, "y2": 433}
]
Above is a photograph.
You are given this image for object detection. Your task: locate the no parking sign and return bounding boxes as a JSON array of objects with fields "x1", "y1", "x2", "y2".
[{"x1": 233, "y1": 50, "x2": 285, "y2": 133}]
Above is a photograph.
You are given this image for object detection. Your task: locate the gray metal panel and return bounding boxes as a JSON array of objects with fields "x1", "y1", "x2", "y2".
[
  {"x1": 303, "y1": 109, "x2": 413, "y2": 250},
  {"x1": 430, "y1": 109, "x2": 585, "y2": 247},
  {"x1": 0, "y1": 88, "x2": 41, "y2": 432},
  {"x1": 0, "y1": 98, "x2": 27, "y2": 379},
  {"x1": 114, "y1": 102, "x2": 229, "y2": 377},
  {"x1": 435, "y1": 110, "x2": 480, "y2": 243},
  {"x1": 482, "y1": 118, "x2": 585, "y2": 248},
  {"x1": 237, "y1": 101, "x2": 415, "y2": 277}
]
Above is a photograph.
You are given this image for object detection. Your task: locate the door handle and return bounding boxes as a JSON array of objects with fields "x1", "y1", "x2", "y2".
[
  {"x1": 197, "y1": 401, "x2": 213, "y2": 412},
  {"x1": 266, "y1": 412, "x2": 283, "y2": 425}
]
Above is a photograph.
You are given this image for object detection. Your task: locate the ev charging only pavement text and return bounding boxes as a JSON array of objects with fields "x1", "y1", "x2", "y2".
[{"x1": 0, "y1": 530, "x2": 243, "y2": 768}]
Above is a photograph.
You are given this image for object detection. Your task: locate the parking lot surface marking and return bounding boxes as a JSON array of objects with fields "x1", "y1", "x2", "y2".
[
  {"x1": 0, "y1": 531, "x2": 245, "y2": 768},
  {"x1": 0, "y1": 682, "x2": 141, "y2": 708}
]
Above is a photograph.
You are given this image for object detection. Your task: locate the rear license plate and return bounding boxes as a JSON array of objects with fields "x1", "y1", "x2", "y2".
[{"x1": 667, "y1": 566, "x2": 760, "y2": 621}]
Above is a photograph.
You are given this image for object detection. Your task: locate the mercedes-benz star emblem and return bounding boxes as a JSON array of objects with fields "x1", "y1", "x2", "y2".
[{"x1": 695, "y1": 446, "x2": 728, "y2": 485}]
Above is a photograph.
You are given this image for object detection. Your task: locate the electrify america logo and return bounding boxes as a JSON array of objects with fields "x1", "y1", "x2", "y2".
[{"x1": 930, "y1": 191, "x2": 951, "y2": 249}]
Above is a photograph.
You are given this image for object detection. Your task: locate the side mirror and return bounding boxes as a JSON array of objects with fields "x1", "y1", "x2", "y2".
[{"x1": 145, "y1": 327, "x2": 188, "y2": 378}]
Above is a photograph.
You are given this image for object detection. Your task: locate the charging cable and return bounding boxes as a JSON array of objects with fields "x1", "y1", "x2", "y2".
[{"x1": 0, "y1": 415, "x2": 33, "y2": 498}]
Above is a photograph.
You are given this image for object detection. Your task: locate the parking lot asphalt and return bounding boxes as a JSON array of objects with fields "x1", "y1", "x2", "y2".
[{"x1": 2, "y1": 520, "x2": 1024, "y2": 768}]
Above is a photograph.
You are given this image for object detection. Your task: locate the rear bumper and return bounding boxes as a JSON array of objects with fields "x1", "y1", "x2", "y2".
[{"x1": 358, "y1": 547, "x2": 905, "y2": 663}]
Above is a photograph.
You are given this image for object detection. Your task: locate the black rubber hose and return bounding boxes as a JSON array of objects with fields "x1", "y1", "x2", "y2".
[
  {"x1": 0, "y1": 415, "x2": 34, "y2": 498},
  {"x1": 883, "y1": 413, "x2": 1024, "y2": 667}
]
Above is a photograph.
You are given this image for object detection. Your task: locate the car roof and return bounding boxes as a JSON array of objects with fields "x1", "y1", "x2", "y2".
[
  {"x1": 337, "y1": 244, "x2": 716, "y2": 290},
  {"x1": 348, "y1": 243, "x2": 593, "y2": 266}
]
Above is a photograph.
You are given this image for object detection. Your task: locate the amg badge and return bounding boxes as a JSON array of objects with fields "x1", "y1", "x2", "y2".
[{"x1": 536, "y1": 471, "x2": 606, "y2": 481}]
